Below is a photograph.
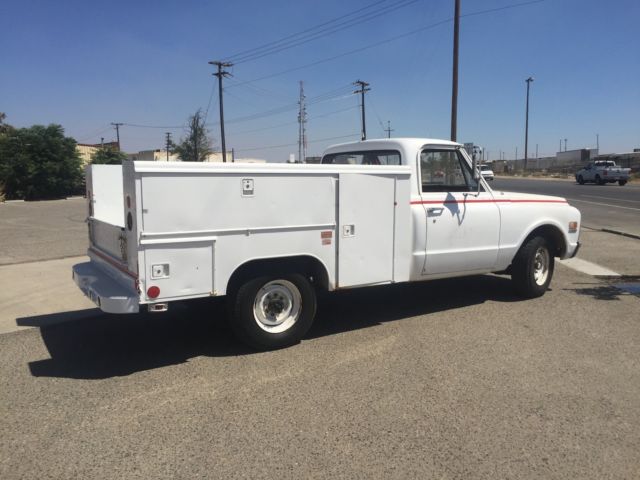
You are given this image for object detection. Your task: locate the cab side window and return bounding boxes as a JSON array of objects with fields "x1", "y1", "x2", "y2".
[{"x1": 420, "y1": 149, "x2": 479, "y2": 193}]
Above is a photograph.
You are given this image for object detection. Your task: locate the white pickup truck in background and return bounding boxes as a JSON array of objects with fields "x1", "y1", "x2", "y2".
[
  {"x1": 575, "y1": 160, "x2": 631, "y2": 186},
  {"x1": 73, "y1": 138, "x2": 581, "y2": 349}
]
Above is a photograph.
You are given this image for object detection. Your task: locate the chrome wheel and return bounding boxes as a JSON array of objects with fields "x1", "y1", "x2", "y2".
[
  {"x1": 253, "y1": 280, "x2": 302, "y2": 333},
  {"x1": 533, "y1": 247, "x2": 550, "y2": 286}
]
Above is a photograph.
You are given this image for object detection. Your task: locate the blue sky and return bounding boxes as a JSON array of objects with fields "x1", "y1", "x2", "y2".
[{"x1": 2, "y1": 0, "x2": 638, "y2": 161}]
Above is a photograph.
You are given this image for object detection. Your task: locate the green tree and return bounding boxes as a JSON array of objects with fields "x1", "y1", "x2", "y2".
[
  {"x1": 91, "y1": 146, "x2": 128, "y2": 165},
  {"x1": 0, "y1": 124, "x2": 83, "y2": 200},
  {"x1": 0, "y1": 112, "x2": 14, "y2": 135},
  {"x1": 174, "y1": 109, "x2": 213, "y2": 162}
]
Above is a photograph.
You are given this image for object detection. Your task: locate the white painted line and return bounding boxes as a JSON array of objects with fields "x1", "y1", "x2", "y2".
[
  {"x1": 565, "y1": 198, "x2": 640, "y2": 212},
  {"x1": 580, "y1": 194, "x2": 640, "y2": 204},
  {"x1": 558, "y1": 257, "x2": 621, "y2": 277}
]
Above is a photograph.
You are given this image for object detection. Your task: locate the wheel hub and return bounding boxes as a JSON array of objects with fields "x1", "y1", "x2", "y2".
[
  {"x1": 253, "y1": 280, "x2": 302, "y2": 333},
  {"x1": 533, "y1": 247, "x2": 550, "y2": 285}
]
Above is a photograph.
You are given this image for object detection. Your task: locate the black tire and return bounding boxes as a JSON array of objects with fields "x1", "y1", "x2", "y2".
[
  {"x1": 511, "y1": 236, "x2": 555, "y2": 298},
  {"x1": 619, "y1": 180, "x2": 627, "y2": 186},
  {"x1": 229, "y1": 273, "x2": 317, "y2": 350},
  {"x1": 577, "y1": 175, "x2": 584, "y2": 185},
  {"x1": 595, "y1": 174, "x2": 605, "y2": 185}
]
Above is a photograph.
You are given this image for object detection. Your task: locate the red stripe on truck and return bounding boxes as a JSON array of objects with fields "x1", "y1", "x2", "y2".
[{"x1": 410, "y1": 199, "x2": 567, "y2": 205}]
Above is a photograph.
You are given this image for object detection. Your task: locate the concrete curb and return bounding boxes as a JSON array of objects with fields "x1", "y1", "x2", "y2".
[{"x1": 601, "y1": 228, "x2": 640, "y2": 241}]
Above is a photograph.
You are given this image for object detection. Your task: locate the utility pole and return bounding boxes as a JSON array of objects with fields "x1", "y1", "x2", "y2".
[
  {"x1": 111, "y1": 122, "x2": 123, "y2": 150},
  {"x1": 384, "y1": 120, "x2": 394, "y2": 138},
  {"x1": 165, "y1": 132, "x2": 172, "y2": 161},
  {"x1": 209, "y1": 61, "x2": 233, "y2": 163},
  {"x1": 100, "y1": 137, "x2": 104, "y2": 149},
  {"x1": 298, "y1": 81, "x2": 307, "y2": 163},
  {"x1": 450, "y1": 0, "x2": 461, "y2": 142},
  {"x1": 559, "y1": 139, "x2": 562, "y2": 153},
  {"x1": 353, "y1": 80, "x2": 370, "y2": 141},
  {"x1": 515, "y1": 146, "x2": 518, "y2": 161},
  {"x1": 564, "y1": 138, "x2": 567, "y2": 152},
  {"x1": 231, "y1": 148, "x2": 235, "y2": 163},
  {"x1": 596, "y1": 133, "x2": 599, "y2": 151},
  {"x1": 524, "y1": 77, "x2": 534, "y2": 171}
]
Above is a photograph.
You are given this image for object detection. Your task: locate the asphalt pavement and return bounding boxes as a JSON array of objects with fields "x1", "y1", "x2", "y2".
[
  {"x1": 0, "y1": 198, "x2": 88, "y2": 265},
  {"x1": 1, "y1": 186, "x2": 640, "y2": 479}
]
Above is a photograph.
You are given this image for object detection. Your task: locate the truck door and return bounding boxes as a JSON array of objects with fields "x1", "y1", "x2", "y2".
[{"x1": 418, "y1": 147, "x2": 500, "y2": 275}]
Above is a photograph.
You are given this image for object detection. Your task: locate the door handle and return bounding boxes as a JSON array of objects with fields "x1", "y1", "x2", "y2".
[{"x1": 427, "y1": 207, "x2": 444, "y2": 217}]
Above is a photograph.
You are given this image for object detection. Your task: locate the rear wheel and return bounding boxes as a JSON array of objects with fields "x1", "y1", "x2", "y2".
[
  {"x1": 577, "y1": 175, "x2": 584, "y2": 185},
  {"x1": 619, "y1": 180, "x2": 627, "y2": 186},
  {"x1": 511, "y1": 236, "x2": 555, "y2": 298},
  {"x1": 229, "y1": 273, "x2": 316, "y2": 350}
]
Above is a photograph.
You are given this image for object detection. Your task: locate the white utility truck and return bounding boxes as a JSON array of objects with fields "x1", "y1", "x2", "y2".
[{"x1": 73, "y1": 138, "x2": 581, "y2": 349}]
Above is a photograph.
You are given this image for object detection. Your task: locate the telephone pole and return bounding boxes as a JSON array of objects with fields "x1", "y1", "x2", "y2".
[
  {"x1": 111, "y1": 122, "x2": 123, "y2": 150},
  {"x1": 450, "y1": 0, "x2": 461, "y2": 142},
  {"x1": 298, "y1": 81, "x2": 307, "y2": 163},
  {"x1": 524, "y1": 76, "x2": 533, "y2": 171},
  {"x1": 353, "y1": 80, "x2": 370, "y2": 141},
  {"x1": 564, "y1": 138, "x2": 568, "y2": 152},
  {"x1": 384, "y1": 120, "x2": 394, "y2": 138},
  {"x1": 165, "y1": 132, "x2": 172, "y2": 161},
  {"x1": 208, "y1": 61, "x2": 233, "y2": 163}
]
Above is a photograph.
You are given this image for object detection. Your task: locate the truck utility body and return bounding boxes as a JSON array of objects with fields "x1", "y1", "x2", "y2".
[
  {"x1": 74, "y1": 138, "x2": 581, "y2": 349},
  {"x1": 576, "y1": 160, "x2": 630, "y2": 186}
]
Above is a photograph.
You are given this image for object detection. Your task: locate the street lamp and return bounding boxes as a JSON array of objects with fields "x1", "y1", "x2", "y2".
[{"x1": 524, "y1": 76, "x2": 534, "y2": 171}]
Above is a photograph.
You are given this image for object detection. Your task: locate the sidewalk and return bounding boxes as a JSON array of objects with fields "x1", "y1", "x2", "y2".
[{"x1": 0, "y1": 256, "x2": 98, "y2": 335}]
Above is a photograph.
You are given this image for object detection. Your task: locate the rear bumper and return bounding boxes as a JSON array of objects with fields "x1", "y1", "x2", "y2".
[{"x1": 72, "y1": 261, "x2": 139, "y2": 314}]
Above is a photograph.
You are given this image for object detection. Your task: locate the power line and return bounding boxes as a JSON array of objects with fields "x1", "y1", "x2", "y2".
[
  {"x1": 228, "y1": 0, "x2": 421, "y2": 64},
  {"x1": 224, "y1": 0, "x2": 400, "y2": 62},
  {"x1": 233, "y1": 133, "x2": 360, "y2": 154},
  {"x1": 228, "y1": 0, "x2": 546, "y2": 89},
  {"x1": 228, "y1": 105, "x2": 358, "y2": 136}
]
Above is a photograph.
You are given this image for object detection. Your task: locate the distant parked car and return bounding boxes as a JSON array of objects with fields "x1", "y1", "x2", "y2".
[
  {"x1": 479, "y1": 164, "x2": 494, "y2": 181},
  {"x1": 575, "y1": 161, "x2": 630, "y2": 186}
]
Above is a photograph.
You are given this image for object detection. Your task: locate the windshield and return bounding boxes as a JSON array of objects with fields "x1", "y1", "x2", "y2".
[{"x1": 480, "y1": 165, "x2": 491, "y2": 171}]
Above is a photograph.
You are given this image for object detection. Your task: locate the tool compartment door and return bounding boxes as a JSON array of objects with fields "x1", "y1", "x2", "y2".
[{"x1": 338, "y1": 173, "x2": 396, "y2": 288}]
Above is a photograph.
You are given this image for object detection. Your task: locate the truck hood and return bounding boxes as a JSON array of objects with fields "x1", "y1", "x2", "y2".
[{"x1": 491, "y1": 191, "x2": 567, "y2": 204}]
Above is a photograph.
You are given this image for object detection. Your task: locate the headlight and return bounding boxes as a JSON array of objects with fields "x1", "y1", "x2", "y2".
[{"x1": 568, "y1": 221, "x2": 578, "y2": 233}]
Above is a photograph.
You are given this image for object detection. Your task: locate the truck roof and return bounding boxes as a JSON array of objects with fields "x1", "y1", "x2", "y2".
[{"x1": 323, "y1": 137, "x2": 461, "y2": 155}]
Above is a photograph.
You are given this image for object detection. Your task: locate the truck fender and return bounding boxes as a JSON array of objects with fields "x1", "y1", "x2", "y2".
[
  {"x1": 226, "y1": 254, "x2": 333, "y2": 297},
  {"x1": 513, "y1": 220, "x2": 569, "y2": 260}
]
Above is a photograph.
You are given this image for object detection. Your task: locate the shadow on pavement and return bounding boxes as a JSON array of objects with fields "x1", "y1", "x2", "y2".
[
  {"x1": 566, "y1": 280, "x2": 640, "y2": 301},
  {"x1": 24, "y1": 275, "x2": 520, "y2": 380}
]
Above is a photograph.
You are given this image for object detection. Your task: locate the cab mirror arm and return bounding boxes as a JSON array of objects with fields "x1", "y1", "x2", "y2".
[{"x1": 472, "y1": 156, "x2": 481, "y2": 195}]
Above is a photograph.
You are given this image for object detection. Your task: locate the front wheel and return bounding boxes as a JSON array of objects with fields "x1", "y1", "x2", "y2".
[
  {"x1": 619, "y1": 180, "x2": 627, "y2": 186},
  {"x1": 511, "y1": 236, "x2": 555, "y2": 298},
  {"x1": 577, "y1": 175, "x2": 584, "y2": 185},
  {"x1": 229, "y1": 273, "x2": 317, "y2": 350},
  {"x1": 595, "y1": 174, "x2": 605, "y2": 185}
]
